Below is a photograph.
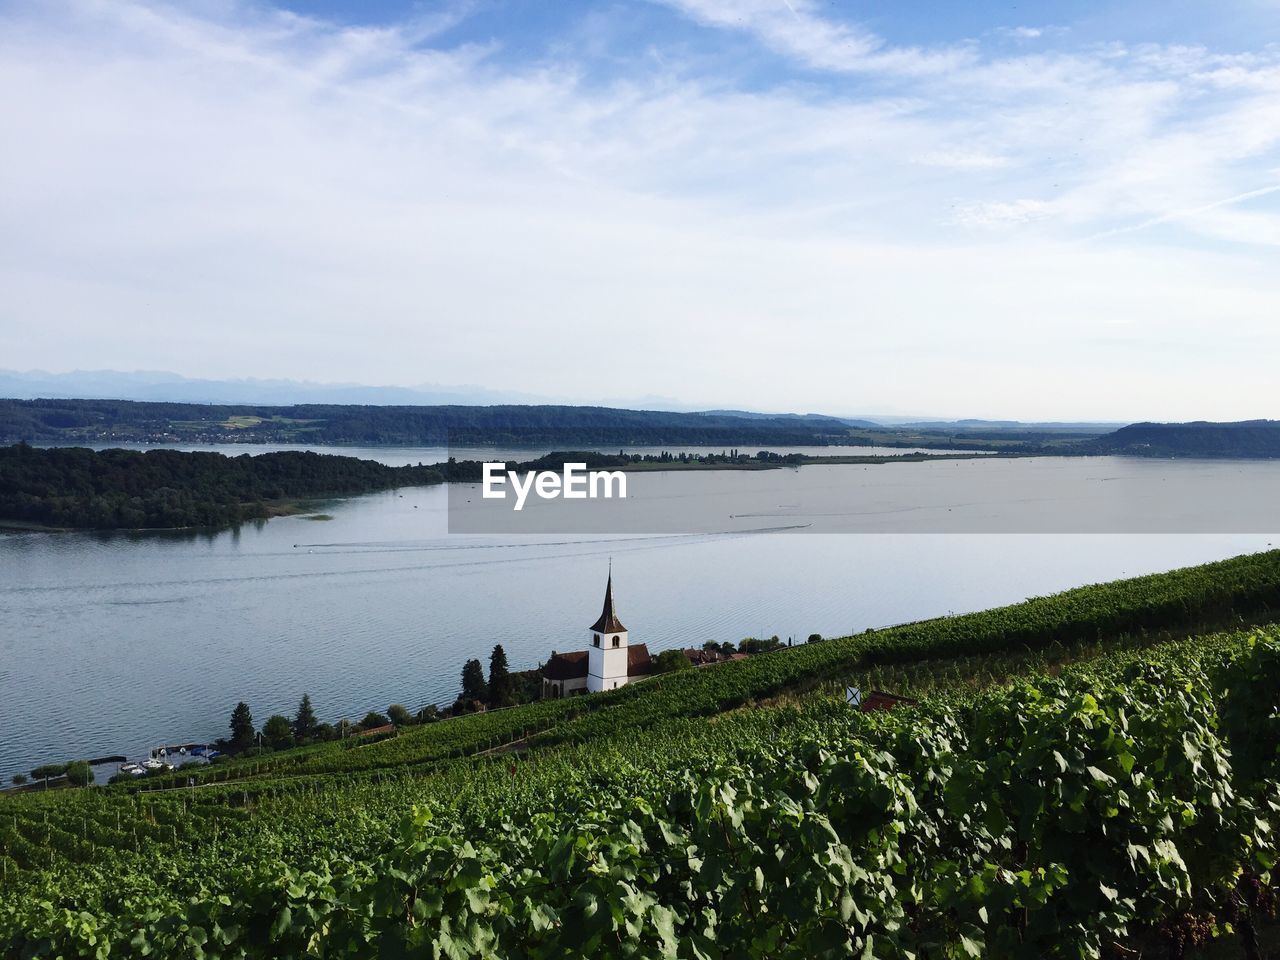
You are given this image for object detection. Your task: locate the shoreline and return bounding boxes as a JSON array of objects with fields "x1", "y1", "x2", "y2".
[{"x1": 0, "y1": 450, "x2": 1036, "y2": 533}]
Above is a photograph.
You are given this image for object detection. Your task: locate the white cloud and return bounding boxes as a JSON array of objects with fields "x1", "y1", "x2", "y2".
[
  {"x1": 653, "y1": 0, "x2": 974, "y2": 76},
  {"x1": 1, "y1": 0, "x2": 1280, "y2": 418},
  {"x1": 999, "y1": 26, "x2": 1045, "y2": 40},
  {"x1": 914, "y1": 149, "x2": 1013, "y2": 170},
  {"x1": 951, "y1": 198, "x2": 1059, "y2": 227}
]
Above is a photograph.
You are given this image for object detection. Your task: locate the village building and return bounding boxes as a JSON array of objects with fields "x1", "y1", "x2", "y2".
[
  {"x1": 680, "y1": 647, "x2": 747, "y2": 666},
  {"x1": 541, "y1": 571, "x2": 652, "y2": 698}
]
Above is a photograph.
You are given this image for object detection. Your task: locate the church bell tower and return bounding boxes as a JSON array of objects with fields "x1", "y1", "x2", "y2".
[{"x1": 587, "y1": 567, "x2": 629, "y2": 692}]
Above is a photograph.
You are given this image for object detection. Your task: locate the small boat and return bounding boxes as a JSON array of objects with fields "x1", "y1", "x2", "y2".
[
  {"x1": 119, "y1": 762, "x2": 146, "y2": 776},
  {"x1": 141, "y1": 758, "x2": 171, "y2": 771}
]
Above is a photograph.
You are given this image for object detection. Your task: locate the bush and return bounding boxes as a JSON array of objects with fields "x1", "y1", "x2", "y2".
[
  {"x1": 10, "y1": 773, "x2": 27, "y2": 786},
  {"x1": 262, "y1": 714, "x2": 294, "y2": 749},
  {"x1": 387, "y1": 704, "x2": 413, "y2": 727},
  {"x1": 30, "y1": 764, "x2": 67, "y2": 784},
  {"x1": 360, "y1": 712, "x2": 391, "y2": 730},
  {"x1": 653, "y1": 649, "x2": 693, "y2": 673},
  {"x1": 64, "y1": 761, "x2": 93, "y2": 788}
]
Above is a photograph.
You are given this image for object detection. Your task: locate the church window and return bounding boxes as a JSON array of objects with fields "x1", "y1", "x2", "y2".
[
  {"x1": 612, "y1": 635, "x2": 620, "y2": 647},
  {"x1": 593, "y1": 634, "x2": 600, "y2": 647}
]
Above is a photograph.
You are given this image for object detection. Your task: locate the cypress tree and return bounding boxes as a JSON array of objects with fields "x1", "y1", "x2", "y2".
[
  {"x1": 461, "y1": 659, "x2": 486, "y2": 702},
  {"x1": 229, "y1": 701, "x2": 255, "y2": 748},
  {"x1": 293, "y1": 693, "x2": 317, "y2": 741},
  {"x1": 488, "y1": 644, "x2": 513, "y2": 707}
]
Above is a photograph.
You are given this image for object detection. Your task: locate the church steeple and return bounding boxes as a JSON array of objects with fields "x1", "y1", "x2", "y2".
[{"x1": 589, "y1": 567, "x2": 627, "y2": 634}]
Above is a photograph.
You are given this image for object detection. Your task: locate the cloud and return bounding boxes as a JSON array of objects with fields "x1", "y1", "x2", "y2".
[
  {"x1": 951, "y1": 198, "x2": 1059, "y2": 227},
  {"x1": 914, "y1": 149, "x2": 1013, "y2": 170},
  {"x1": 652, "y1": 0, "x2": 974, "y2": 76},
  {"x1": 998, "y1": 26, "x2": 1045, "y2": 40},
  {"x1": 1, "y1": 0, "x2": 1280, "y2": 418}
]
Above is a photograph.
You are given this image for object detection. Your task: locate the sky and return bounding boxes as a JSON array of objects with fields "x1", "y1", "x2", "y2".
[{"x1": 1, "y1": 0, "x2": 1279, "y2": 420}]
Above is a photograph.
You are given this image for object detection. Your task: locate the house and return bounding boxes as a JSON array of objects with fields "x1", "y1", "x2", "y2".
[
  {"x1": 542, "y1": 570, "x2": 652, "y2": 698},
  {"x1": 681, "y1": 647, "x2": 747, "y2": 666}
]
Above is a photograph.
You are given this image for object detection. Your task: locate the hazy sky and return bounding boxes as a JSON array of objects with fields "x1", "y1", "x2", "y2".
[{"x1": 2, "y1": 0, "x2": 1279, "y2": 419}]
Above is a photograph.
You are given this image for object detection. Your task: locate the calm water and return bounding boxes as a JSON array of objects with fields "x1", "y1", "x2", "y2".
[{"x1": 1, "y1": 452, "x2": 1276, "y2": 781}]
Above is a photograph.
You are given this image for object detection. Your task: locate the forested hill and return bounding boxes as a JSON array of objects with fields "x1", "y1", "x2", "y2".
[
  {"x1": 1083, "y1": 420, "x2": 1280, "y2": 458},
  {"x1": 0, "y1": 444, "x2": 443, "y2": 530},
  {"x1": 0, "y1": 398, "x2": 845, "y2": 446}
]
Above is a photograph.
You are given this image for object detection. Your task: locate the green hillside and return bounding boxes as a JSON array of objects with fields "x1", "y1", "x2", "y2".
[
  {"x1": 4, "y1": 551, "x2": 1280, "y2": 957},
  {"x1": 1084, "y1": 420, "x2": 1280, "y2": 458}
]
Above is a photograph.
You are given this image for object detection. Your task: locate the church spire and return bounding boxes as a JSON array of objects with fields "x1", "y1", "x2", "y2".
[{"x1": 589, "y1": 566, "x2": 627, "y2": 634}]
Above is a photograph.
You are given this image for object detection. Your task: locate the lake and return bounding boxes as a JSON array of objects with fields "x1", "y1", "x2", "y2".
[{"x1": 1, "y1": 449, "x2": 1277, "y2": 782}]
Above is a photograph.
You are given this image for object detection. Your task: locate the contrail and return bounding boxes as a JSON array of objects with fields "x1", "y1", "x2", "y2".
[{"x1": 1091, "y1": 182, "x2": 1280, "y2": 240}]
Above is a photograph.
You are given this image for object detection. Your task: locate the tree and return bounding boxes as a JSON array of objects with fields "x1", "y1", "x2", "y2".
[
  {"x1": 416, "y1": 705, "x2": 439, "y2": 724},
  {"x1": 461, "y1": 658, "x2": 486, "y2": 702},
  {"x1": 293, "y1": 693, "x2": 317, "y2": 742},
  {"x1": 31, "y1": 764, "x2": 66, "y2": 788},
  {"x1": 807, "y1": 633, "x2": 824, "y2": 643},
  {"x1": 738, "y1": 636, "x2": 785, "y2": 655},
  {"x1": 387, "y1": 703, "x2": 413, "y2": 727},
  {"x1": 229, "y1": 702, "x2": 255, "y2": 748},
  {"x1": 11, "y1": 773, "x2": 27, "y2": 786},
  {"x1": 488, "y1": 644, "x2": 513, "y2": 707},
  {"x1": 64, "y1": 761, "x2": 94, "y2": 787},
  {"x1": 360, "y1": 711, "x2": 391, "y2": 730},
  {"x1": 653, "y1": 649, "x2": 693, "y2": 674},
  {"x1": 263, "y1": 714, "x2": 293, "y2": 749}
]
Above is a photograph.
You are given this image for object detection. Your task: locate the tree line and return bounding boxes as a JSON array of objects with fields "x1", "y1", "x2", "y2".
[
  {"x1": 0, "y1": 398, "x2": 844, "y2": 446},
  {"x1": 0, "y1": 442, "x2": 443, "y2": 529}
]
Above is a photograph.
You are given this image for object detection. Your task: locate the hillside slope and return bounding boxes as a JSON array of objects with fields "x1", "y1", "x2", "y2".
[
  {"x1": 4, "y1": 552, "x2": 1280, "y2": 957},
  {"x1": 1084, "y1": 419, "x2": 1280, "y2": 458}
]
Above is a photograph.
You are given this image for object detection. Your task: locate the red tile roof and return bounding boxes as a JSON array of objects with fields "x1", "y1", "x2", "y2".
[
  {"x1": 543, "y1": 650, "x2": 589, "y2": 680},
  {"x1": 682, "y1": 647, "x2": 733, "y2": 665},
  {"x1": 859, "y1": 691, "x2": 918, "y2": 713},
  {"x1": 627, "y1": 644, "x2": 653, "y2": 676}
]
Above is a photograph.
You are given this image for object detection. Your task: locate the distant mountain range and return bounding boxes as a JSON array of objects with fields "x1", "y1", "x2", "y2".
[
  {"x1": 0, "y1": 370, "x2": 1122, "y2": 432},
  {"x1": 1, "y1": 392, "x2": 1277, "y2": 456},
  {"x1": 697, "y1": 410, "x2": 881, "y2": 429},
  {"x1": 0, "y1": 369, "x2": 553, "y2": 407}
]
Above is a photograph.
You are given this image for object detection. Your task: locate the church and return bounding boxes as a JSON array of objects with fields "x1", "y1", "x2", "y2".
[{"x1": 541, "y1": 570, "x2": 652, "y2": 698}]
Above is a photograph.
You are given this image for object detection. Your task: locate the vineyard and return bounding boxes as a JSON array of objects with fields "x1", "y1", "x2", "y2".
[
  {"x1": 3, "y1": 553, "x2": 1280, "y2": 957},
  {"x1": 135, "y1": 548, "x2": 1280, "y2": 789}
]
